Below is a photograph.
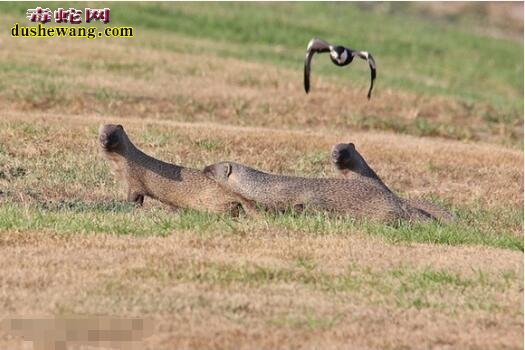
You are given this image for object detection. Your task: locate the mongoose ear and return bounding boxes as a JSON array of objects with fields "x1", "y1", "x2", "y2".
[
  {"x1": 225, "y1": 163, "x2": 232, "y2": 178},
  {"x1": 348, "y1": 143, "x2": 355, "y2": 149},
  {"x1": 117, "y1": 124, "x2": 124, "y2": 130}
]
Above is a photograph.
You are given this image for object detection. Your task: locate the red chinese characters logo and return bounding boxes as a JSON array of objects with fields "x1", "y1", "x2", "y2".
[
  {"x1": 54, "y1": 8, "x2": 83, "y2": 24},
  {"x1": 86, "y1": 8, "x2": 110, "y2": 24},
  {"x1": 26, "y1": 7, "x2": 111, "y2": 24},
  {"x1": 26, "y1": 7, "x2": 52, "y2": 23}
]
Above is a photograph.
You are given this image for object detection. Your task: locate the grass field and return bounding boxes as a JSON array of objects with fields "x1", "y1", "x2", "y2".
[{"x1": 0, "y1": 3, "x2": 523, "y2": 349}]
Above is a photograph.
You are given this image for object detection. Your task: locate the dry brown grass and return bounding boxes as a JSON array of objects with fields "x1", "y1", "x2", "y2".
[
  {"x1": 0, "y1": 25, "x2": 522, "y2": 146},
  {"x1": 0, "y1": 230, "x2": 522, "y2": 350}
]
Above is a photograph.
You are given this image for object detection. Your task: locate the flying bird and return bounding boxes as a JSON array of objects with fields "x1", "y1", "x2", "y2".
[{"x1": 304, "y1": 38, "x2": 377, "y2": 99}]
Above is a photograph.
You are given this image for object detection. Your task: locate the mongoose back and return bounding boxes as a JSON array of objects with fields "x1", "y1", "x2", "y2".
[
  {"x1": 99, "y1": 124, "x2": 256, "y2": 216},
  {"x1": 203, "y1": 161, "x2": 432, "y2": 223},
  {"x1": 331, "y1": 142, "x2": 454, "y2": 222}
]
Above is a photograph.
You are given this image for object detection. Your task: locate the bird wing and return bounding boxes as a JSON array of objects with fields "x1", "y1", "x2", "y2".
[
  {"x1": 304, "y1": 38, "x2": 331, "y2": 93},
  {"x1": 355, "y1": 51, "x2": 376, "y2": 99}
]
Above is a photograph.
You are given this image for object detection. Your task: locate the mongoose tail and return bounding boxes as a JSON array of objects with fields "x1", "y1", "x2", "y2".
[
  {"x1": 203, "y1": 161, "x2": 420, "y2": 224},
  {"x1": 99, "y1": 124, "x2": 257, "y2": 217},
  {"x1": 331, "y1": 142, "x2": 454, "y2": 223}
]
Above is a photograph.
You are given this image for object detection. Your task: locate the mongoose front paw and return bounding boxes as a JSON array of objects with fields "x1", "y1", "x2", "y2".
[{"x1": 128, "y1": 192, "x2": 144, "y2": 206}]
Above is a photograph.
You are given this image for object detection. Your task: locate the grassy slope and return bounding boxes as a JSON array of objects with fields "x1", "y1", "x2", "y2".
[
  {"x1": 1, "y1": 2, "x2": 522, "y2": 145},
  {"x1": 117, "y1": 2, "x2": 523, "y2": 105},
  {"x1": 0, "y1": 3, "x2": 523, "y2": 349},
  {"x1": 2, "y1": 2, "x2": 523, "y2": 104}
]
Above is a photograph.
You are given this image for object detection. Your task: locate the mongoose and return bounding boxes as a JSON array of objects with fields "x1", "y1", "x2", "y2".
[
  {"x1": 99, "y1": 124, "x2": 257, "y2": 216},
  {"x1": 203, "y1": 161, "x2": 433, "y2": 224},
  {"x1": 331, "y1": 142, "x2": 454, "y2": 222}
]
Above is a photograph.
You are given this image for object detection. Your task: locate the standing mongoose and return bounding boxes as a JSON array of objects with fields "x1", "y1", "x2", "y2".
[
  {"x1": 331, "y1": 142, "x2": 454, "y2": 222},
  {"x1": 203, "y1": 161, "x2": 433, "y2": 224},
  {"x1": 99, "y1": 124, "x2": 257, "y2": 216}
]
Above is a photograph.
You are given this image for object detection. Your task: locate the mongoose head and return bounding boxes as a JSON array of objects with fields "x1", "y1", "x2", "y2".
[
  {"x1": 331, "y1": 142, "x2": 360, "y2": 171},
  {"x1": 99, "y1": 124, "x2": 128, "y2": 153},
  {"x1": 203, "y1": 161, "x2": 234, "y2": 183},
  {"x1": 203, "y1": 161, "x2": 248, "y2": 194}
]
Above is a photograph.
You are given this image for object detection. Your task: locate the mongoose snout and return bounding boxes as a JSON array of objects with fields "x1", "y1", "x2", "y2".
[
  {"x1": 331, "y1": 143, "x2": 356, "y2": 168},
  {"x1": 202, "y1": 164, "x2": 216, "y2": 178},
  {"x1": 98, "y1": 124, "x2": 124, "y2": 150}
]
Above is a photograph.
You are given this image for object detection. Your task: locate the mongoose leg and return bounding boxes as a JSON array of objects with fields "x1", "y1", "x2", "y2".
[
  {"x1": 293, "y1": 203, "x2": 305, "y2": 213},
  {"x1": 238, "y1": 198, "x2": 262, "y2": 219},
  {"x1": 127, "y1": 191, "x2": 144, "y2": 206},
  {"x1": 226, "y1": 202, "x2": 243, "y2": 218}
]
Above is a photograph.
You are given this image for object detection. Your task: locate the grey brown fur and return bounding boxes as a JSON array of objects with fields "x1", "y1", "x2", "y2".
[
  {"x1": 99, "y1": 124, "x2": 256, "y2": 216},
  {"x1": 331, "y1": 142, "x2": 454, "y2": 223},
  {"x1": 203, "y1": 161, "x2": 432, "y2": 224}
]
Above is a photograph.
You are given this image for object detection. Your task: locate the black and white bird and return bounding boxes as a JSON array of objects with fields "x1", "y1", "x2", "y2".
[{"x1": 304, "y1": 38, "x2": 377, "y2": 99}]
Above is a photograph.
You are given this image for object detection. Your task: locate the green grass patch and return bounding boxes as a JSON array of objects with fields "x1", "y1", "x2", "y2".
[
  {"x1": 0, "y1": 202, "x2": 521, "y2": 251},
  {"x1": 265, "y1": 208, "x2": 523, "y2": 251},
  {"x1": 0, "y1": 202, "x2": 235, "y2": 236},
  {"x1": 194, "y1": 138, "x2": 222, "y2": 151},
  {"x1": 269, "y1": 312, "x2": 344, "y2": 331},
  {"x1": 76, "y1": 60, "x2": 155, "y2": 79},
  {"x1": 365, "y1": 220, "x2": 522, "y2": 251},
  {"x1": 111, "y1": 260, "x2": 517, "y2": 312},
  {"x1": 139, "y1": 129, "x2": 171, "y2": 148},
  {"x1": 128, "y1": 262, "x2": 452, "y2": 293}
]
